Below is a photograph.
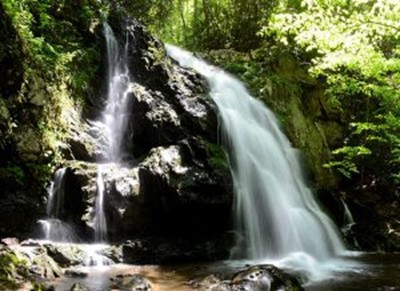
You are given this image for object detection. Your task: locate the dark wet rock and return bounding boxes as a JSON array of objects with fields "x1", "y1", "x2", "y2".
[
  {"x1": 122, "y1": 235, "x2": 232, "y2": 264},
  {"x1": 65, "y1": 142, "x2": 231, "y2": 243},
  {"x1": 107, "y1": 17, "x2": 218, "y2": 157},
  {"x1": 190, "y1": 274, "x2": 231, "y2": 291},
  {"x1": 62, "y1": 121, "x2": 98, "y2": 162},
  {"x1": 65, "y1": 269, "x2": 88, "y2": 278},
  {"x1": 189, "y1": 265, "x2": 303, "y2": 291},
  {"x1": 134, "y1": 142, "x2": 232, "y2": 238},
  {"x1": 0, "y1": 188, "x2": 44, "y2": 240},
  {"x1": 131, "y1": 83, "x2": 182, "y2": 153},
  {"x1": 44, "y1": 244, "x2": 85, "y2": 267},
  {"x1": 66, "y1": 161, "x2": 140, "y2": 240},
  {"x1": 70, "y1": 282, "x2": 89, "y2": 291},
  {"x1": 231, "y1": 265, "x2": 303, "y2": 291},
  {"x1": 112, "y1": 274, "x2": 152, "y2": 291}
]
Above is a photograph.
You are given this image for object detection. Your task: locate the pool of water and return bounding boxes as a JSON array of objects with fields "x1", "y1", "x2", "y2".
[
  {"x1": 53, "y1": 253, "x2": 400, "y2": 290},
  {"x1": 305, "y1": 253, "x2": 400, "y2": 290}
]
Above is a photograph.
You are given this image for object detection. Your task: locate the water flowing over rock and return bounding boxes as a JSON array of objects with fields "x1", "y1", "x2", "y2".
[
  {"x1": 38, "y1": 168, "x2": 87, "y2": 243},
  {"x1": 166, "y1": 45, "x2": 345, "y2": 262},
  {"x1": 36, "y1": 17, "x2": 232, "y2": 252}
]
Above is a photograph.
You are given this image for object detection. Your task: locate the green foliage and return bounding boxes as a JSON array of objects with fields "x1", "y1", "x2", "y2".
[
  {"x1": 325, "y1": 146, "x2": 371, "y2": 178},
  {"x1": 5, "y1": 165, "x2": 25, "y2": 185},
  {"x1": 264, "y1": 0, "x2": 400, "y2": 189},
  {"x1": 124, "y1": 0, "x2": 277, "y2": 51},
  {"x1": 0, "y1": 0, "x2": 104, "y2": 201}
]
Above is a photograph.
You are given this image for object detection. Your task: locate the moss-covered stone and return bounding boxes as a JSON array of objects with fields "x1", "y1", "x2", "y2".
[
  {"x1": 0, "y1": 247, "x2": 29, "y2": 289},
  {"x1": 205, "y1": 141, "x2": 229, "y2": 171}
]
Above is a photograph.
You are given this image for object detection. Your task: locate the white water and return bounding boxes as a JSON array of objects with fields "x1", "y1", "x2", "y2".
[
  {"x1": 102, "y1": 22, "x2": 132, "y2": 163},
  {"x1": 92, "y1": 23, "x2": 133, "y2": 242},
  {"x1": 166, "y1": 45, "x2": 346, "y2": 268},
  {"x1": 47, "y1": 168, "x2": 66, "y2": 218},
  {"x1": 38, "y1": 219, "x2": 80, "y2": 242},
  {"x1": 94, "y1": 167, "x2": 107, "y2": 242},
  {"x1": 341, "y1": 198, "x2": 356, "y2": 228},
  {"x1": 340, "y1": 197, "x2": 360, "y2": 248},
  {"x1": 39, "y1": 168, "x2": 79, "y2": 242}
]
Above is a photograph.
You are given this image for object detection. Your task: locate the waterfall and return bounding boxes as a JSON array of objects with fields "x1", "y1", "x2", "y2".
[
  {"x1": 39, "y1": 168, "x2": 79, "y2": 242},
  {"x1": 340, "y1": 197, "x2": 360, "y2": 248},
  {"x1": 166, "y1": 45, "x2": 346, "y2": 262},
  {"x1": 102, "y1": 22, "x2": 132, "y2": 163},
  {"x1": 91, "y1": 23, "x2": 133, "y2": 242},
  {"x1": 94, "y1": 167, "x2": 107, "y2": 242},
  {"x1": 47, "y1": 168, "x2": 66, "y2": 218}
]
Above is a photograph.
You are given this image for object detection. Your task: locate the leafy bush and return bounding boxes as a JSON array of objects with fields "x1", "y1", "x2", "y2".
[{"x1": 264, "y1": 0, "x2": 400, "y2": 190}]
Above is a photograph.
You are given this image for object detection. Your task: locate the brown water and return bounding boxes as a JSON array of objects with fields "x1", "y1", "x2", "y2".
[{"x1": 53, "y1": 253, "x2": 400, "y2": 291}]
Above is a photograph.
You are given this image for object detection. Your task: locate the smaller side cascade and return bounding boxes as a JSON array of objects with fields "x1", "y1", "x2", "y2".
[
  {"x1": 94, "y1": 166, "x2": 107, "y2": 243},
  {"x1": 38, "y1": 168, "x2": 79, "y2": 242}
]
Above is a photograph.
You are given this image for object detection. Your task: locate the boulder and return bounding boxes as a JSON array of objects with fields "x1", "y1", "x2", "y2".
[
  {"x1": 30, "y1": 253, "x2": 63, "y2": 280},
  {"x1": 111, "y1": 274, "x2": 152, "y2": 291},
  {"x1": 231, "y1": 265, "x2": 303, "y2": 291},
  {"x1": 189, "y1": 265, "x2": 303, "y2": 291},
  {"x1": 122, "y1": 234, "x2": 232, "y2": 264},
  {"x1": 135, "y1": 142, "x2": 232, "y2": 237},
  {"x1": 65, "y1": 269, "x2": 88, "y2": 278},
  {"x1": 44, "y1": 244, "x2": 85, "y2": 267},
  {"x1": 69, "y1": 282, "x2": 89, "y2": 291},
  {"x1": 189, "y1": 274, "x2": 231, "y2": 291}
]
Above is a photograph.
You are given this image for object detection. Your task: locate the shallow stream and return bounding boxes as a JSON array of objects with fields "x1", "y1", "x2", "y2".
[{"x1": 53, "y1": 253, "x2": 400, "y2": 290}]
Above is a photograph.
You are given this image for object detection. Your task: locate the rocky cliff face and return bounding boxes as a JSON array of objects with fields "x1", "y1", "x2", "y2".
[
  {"x1": 55, "y1": 18, "x2": 233, "y2": 246},
  {"x1": 0, "y1": 2, "x2": 233, "y2": 246}
]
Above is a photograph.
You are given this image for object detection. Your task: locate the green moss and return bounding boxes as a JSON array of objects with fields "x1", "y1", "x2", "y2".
[
  {"x1": 206, "y1": 142, "x2": 229, "y2": 171},
  {"x1": 0, "y1": 248, "x2": 28, "y2": 289}
]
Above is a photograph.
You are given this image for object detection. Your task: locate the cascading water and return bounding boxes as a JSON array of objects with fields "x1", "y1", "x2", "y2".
[
  {"x1": 102, "y1": 22, "x2": 132, "y2": 163},
  {"x1": 166, "y1": 45, "x2": 346, "y2": 264},
  {"x1": 92, "y1": 23, "x2": 133, "y2": 242},
  {"x1": 39, "y1": 168, "x2": 79, "y2": 242},
  {"x1": 94, "y1": 167, "x2": 107, "y2": 242},
  {"x1": 47, "y1": 167, "x2": 66, "y2": 218},
  {"x1": 340, "y1": 197, "x2": 360, "y2": 248}
]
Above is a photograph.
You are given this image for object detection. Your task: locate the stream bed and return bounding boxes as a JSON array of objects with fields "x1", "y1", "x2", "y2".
[{"x1": 52, "y1": 253, "x2": 400, "y2": 290}]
